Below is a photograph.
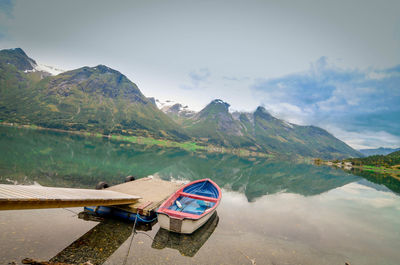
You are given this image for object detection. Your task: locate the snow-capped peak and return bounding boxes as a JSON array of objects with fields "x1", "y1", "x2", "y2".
[{"x1": 154, "y1": 99, "x2": 196, "y2": 117}]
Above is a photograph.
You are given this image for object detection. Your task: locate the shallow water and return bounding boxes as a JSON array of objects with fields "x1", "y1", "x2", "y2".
[{"x1": 1, "y1": 126, "x2": 400, "y2": 264}]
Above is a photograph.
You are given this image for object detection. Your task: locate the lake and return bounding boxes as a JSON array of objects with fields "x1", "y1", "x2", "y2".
[{"x1": 1, "y1": 126, "x2": 400, "y2": 265}]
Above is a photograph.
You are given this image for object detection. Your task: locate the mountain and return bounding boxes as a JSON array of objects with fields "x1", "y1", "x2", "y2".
[
  {"x1": 0, "y1": 48, "x2": 37, "y2": 72},
  {"x1": 359, "y1": 147, "x2": 400, "y2": 156},
  {"x1": 0, "y1": 48, "x2": 187, "y2": 141},
  {"x1": 0, "y1": 47, "x2": 63, "y2": 76},
  {"x1": 182, "y1": 99, "x2": 257, "y2": 148},
  {"x1": 250, "y1": 106, "x2": 361, "y2": 158},
  {"x1": 181, "y1": 100, "x2": 361, "y2": 159},
  {"x1": 0, "y1": 48, "x2": 361, "y2": 159}
]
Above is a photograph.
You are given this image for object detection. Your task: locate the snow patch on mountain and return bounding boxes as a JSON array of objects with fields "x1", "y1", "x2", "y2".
[
  {"x1": 155, "y1": 99, "x2": 179, "y2": 109},
  {"x1": 283, "y1": 120, "x2": 294, "y2": 128},
  {"x1": 35, "y1": 64, "x2": 64, "y2": 75},
  {"x1": 23, "y1": 60, "x2": 64, "y2": 76}
]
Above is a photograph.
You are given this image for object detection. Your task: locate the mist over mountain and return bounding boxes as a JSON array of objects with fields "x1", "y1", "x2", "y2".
[
  {"x1": 0, "y1": 48, "x2": 361, "y2": 159},
  {"x1": 359, "y1": 147, "x2": 400, "y2": 156}
]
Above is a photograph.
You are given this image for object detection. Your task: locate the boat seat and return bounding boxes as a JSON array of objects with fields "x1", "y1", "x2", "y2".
[
  {"x1": 194, "y1": 191, "x2": 214, "y2": 197},
  {"x1": 179, "y1": 192, "x2": 218, "y2": 203},
  {"x1": 167, "y1": 197, "x2": 215, "y2": 215}
]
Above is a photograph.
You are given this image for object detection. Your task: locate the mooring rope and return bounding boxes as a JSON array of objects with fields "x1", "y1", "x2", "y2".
[
  {"x1": 123, "y1": 213, "x2": 138, "y2": 265},
  {"x1": 62, "y1": 208, "x2": 78, "y2": 215}
]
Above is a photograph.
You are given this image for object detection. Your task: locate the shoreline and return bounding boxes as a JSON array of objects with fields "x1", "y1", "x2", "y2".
[{"x1": 314, "y1": 158, "x2": 400, "y2": 181}]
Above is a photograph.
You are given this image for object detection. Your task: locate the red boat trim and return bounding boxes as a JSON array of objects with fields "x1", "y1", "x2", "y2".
[
  {"x1": 158, "y1": 209, "x2": 212, "y2": 219},
  {"x1": 157, "y1": 178, "x2": 222, "y2": 220}
]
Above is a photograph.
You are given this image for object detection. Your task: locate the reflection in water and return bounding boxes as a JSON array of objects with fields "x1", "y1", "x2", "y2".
[
  {"x1": 2, "y1": 126, "x2": 400, "y2": 264},
  {"x1": 0, "y1": 126, "x2": 363, "y2": 202},
  {"x1": 345, "y1": 167, "x2": 400, "y2": 194},
  {"x1": 49, "y1": 212, "x2": 156, "y2": 265},
  {"x1": 156, "y1": 159, "x2": 360, "y2": 201},
  {"x1": 152, "y1": 212, "x2": 219, "y2": 257}
]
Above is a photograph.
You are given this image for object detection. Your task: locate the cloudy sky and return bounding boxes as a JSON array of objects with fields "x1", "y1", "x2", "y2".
[{"x1": 0, "y1": 0, "x2": 399, "y2": 149}]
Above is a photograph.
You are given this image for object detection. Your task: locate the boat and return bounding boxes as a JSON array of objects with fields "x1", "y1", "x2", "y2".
[{"x1": 157, "y1": 178, "x2": 222, "y2": 234}]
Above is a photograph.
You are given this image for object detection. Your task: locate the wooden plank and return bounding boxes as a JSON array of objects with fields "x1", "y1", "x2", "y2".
[
  {"x1": 107, "y1": 177, "x2": 184, "y2": 216},
  {"x1": 0, "y1": 184, "x2": 140, "y2": 210}
]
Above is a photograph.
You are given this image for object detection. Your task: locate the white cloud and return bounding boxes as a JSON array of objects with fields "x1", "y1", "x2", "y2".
[
  {"x1": 252, "y1": 57, "x2": 400, "y2": 149},
  {"x1": 263, "y1": 102, "x2": 312, "y2": 125},
  {"x1": 323, "y1": 126, "x2": 400, "y2": 149},
  {"x1": 329, "y1": 182, "x2": 400, "y2": 209}
]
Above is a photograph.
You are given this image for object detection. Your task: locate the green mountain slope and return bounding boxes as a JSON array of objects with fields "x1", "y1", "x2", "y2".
[
  {"x1": 0, "y1": 48, "x2": 187, "y2": 141},
  {"x1": 252, "y1": 107, "x2": 361, "y2": 158}
]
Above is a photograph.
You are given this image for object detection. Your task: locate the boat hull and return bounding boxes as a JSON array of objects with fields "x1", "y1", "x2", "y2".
[{"x1": 158, "y1": 208, "x2": 217, "y2": 234}]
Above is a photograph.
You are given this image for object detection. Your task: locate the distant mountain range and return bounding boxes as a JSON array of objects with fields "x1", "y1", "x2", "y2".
[
  {"x1": 358, "y1": 147, "x2": 400, "y2": 156},
  {"x1": 0, "y1": 48, "x2": 362, "y2": 159}
]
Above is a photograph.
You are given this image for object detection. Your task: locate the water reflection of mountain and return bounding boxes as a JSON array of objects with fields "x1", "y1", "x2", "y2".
[
  {"x1": 154, "y1": 155, "x2": 360, "y2": 201},
  {"x1": 345, "y1": 168, "x2": 400, "y2": 194},
  {"x1": 0, "y1": 126, "x2": 359, "y2": 201},
  {"x1": 152, "y1": 212, "x2": 219, "y2": 257},
  {"x1": 0, "y1": 126, "x2": 186, "y2": 187}
]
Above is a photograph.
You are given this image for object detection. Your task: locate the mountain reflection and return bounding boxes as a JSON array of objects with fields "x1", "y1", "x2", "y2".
[
  {"x1": 154, "y1": 155, "x2": 360, "y2": 201},
  {"x1": 1, "y1": 126, "x2": 361, "y2": 202}
]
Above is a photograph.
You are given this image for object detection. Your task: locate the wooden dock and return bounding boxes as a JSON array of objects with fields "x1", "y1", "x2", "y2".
[
  {"x1": 107, "y1": 177, "x2": 185, "y2": 216},
  {"x1": 0, "y1": 184, "x2": 140, "y2": 210},
  {"x1": 0, "y1": 177, "x2": 184, "y2": 214}
]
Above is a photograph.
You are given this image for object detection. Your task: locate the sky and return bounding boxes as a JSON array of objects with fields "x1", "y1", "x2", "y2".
[{"x1": 0, "y1": 0, "x2": 399, "y2": 149}]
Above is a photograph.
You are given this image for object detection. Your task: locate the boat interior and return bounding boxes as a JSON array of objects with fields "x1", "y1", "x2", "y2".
[{"x1": 167, "y1": 180, "x2": 219, "y2": 216}]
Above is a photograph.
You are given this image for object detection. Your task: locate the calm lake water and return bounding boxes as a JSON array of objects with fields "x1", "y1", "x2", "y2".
[{"x1": 1, "y1": 126, "x2": 400, "y2": 265}]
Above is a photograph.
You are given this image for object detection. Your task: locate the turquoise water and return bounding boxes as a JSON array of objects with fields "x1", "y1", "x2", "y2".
[{"x1": 1, "y1": 126, "x2": 400, "y2": 264}]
